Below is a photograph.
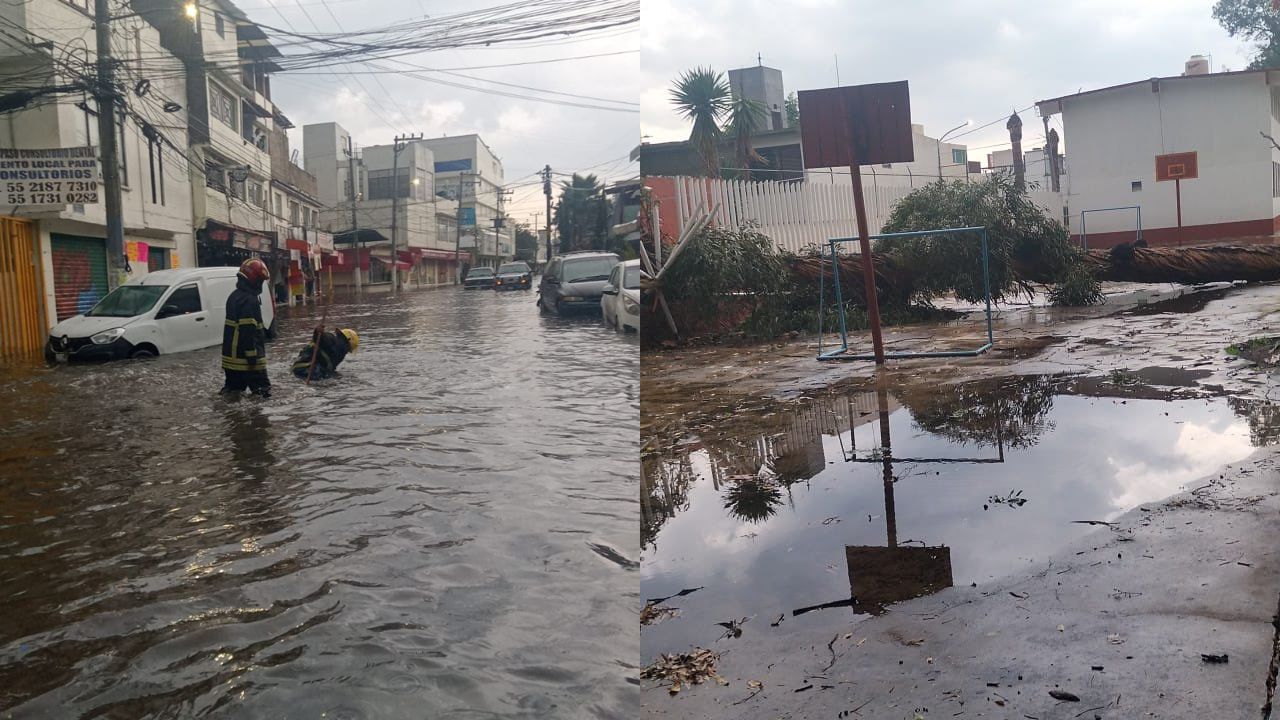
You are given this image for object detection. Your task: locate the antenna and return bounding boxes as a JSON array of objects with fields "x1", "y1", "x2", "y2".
[
  {"x1": 757, "y1": 52, "x2": 762, "y2": 66},
  {"x1": 835, "y1": 52, "x2": 841, "y2": 86}
]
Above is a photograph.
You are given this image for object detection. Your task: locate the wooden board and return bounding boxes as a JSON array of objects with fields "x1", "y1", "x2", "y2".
[
  {"x1": 1156, "y1": 151, "x2": 1198, "y2": 181},
  {"x1": 798, "y1": 81, "x2": 914, "y2": 168}
]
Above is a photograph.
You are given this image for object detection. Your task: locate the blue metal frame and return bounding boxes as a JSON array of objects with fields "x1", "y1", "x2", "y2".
[
  {"x1": 1079, "y1": 205, "x2": 1141, "y2": 250},
  {"x1": 817, "y1": 226, "x2": 995, "y2": 361}
]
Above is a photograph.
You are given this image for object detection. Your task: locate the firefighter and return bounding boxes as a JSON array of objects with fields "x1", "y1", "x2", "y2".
[
  {"x1": 292, "y1": 327, "x2": 358, "y2": 381},
  {"x1": 221, "y1": 258, "x2": 272, "y2": 398}
]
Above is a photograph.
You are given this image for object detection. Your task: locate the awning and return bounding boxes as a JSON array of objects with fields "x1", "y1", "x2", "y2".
[
  {"x1": 418, "y1": 248, "x2": 466, "y2": 262},
  {"x1": 200, "y1": 219, "x2": 276, "y2": 253}
]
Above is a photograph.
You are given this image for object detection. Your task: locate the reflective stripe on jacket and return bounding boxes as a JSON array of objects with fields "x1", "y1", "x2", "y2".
[{"x1": 221, "y1": 277, "x2": 266, "y2": 371}]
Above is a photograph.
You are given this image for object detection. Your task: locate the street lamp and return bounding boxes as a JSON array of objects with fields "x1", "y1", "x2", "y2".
[
  {"x1": 936, "y1": 119, "x2": 972, "y2": 179},
  {"x1": 183, "y1": 2, "x2": 198, "y2": 19}
]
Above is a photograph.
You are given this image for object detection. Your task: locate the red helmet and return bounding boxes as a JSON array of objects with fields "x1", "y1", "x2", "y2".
[{"x1": 239, "y1": 258, "x2": 270, "y2": 284}]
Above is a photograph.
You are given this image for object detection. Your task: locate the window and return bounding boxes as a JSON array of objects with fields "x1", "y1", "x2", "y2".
[
  {"x1": 229, "y1": 175, "x2": 245, "y2": 200},
  {"x1": 215, "y1": 13, "x2": 225, "y2": 37},
  {"x1": 247, "y1": 179, "x2": 264, "y2": 207},
  {"x1": 164, "y1": 284, "x2": 202, "y2": 315},
  {"x1": 1131, "y1": 180, "x2": 1143, "y2": 192},
  {"x1": 951, "y1": 148, "x2": 967, "y2": 165},
  {"x1": 881, "y1": 163, "x2": 892, "y2": 169},
  {"x1": 289, "y1": 200, "x2": 300, "y2": 225},
  {"x1": 205, "y1": 161, "x2": 225, "y2": 191},
  {"x1": 366, "y1": 168, "x2": 412, "y2": 200},
  {"x1": 209, "y1": 83, "x2": 237, "y2": 131},
  {"x1": 1273, "y1": 161, "x2": 1280, "y2": 198}
]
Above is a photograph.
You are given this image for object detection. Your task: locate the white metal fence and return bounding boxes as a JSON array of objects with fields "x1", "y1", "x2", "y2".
[{"x1": 663, "y1": 175, "x2": 1068, "y2": 254}]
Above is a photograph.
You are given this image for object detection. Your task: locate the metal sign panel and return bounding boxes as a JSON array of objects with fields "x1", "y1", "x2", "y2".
[
  {"x1": 0, "y1": 147, "x2": 100, "y2": 206},
  {"x1": 1156, "y1": 151, "x2": 1198, "y2": 181},
  {"x1": 798, "y1": 82, "x2": 913, "y2": 168}
]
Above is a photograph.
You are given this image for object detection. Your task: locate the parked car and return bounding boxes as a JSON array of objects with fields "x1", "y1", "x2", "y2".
[
  {"x1": 537, "y1": 251, "x2": 620, "y2": 315},
  {"x1": 601, "y1": 259, "x2": 641, "y2": 332},
  {"x1": 463, "y1": 266, "x2": 496, "y2": 289},
  {"x1": 493, "y1": 261, "x2": 533, "y2": 291},
  {"x1": 45, "y1": 266, "x2": 276, "y2": 362}
]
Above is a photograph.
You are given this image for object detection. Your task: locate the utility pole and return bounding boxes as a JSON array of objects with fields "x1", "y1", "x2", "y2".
[
  {"x1": 345, "y1": 135, "x2": 361, "y2": 291},
  {"x1": 390, "y1": 132, "x2": 422, "y2": 294},
  {"x1": 542, "y1": 165, "x2": 553, "y2": 263},
  {"x1": 94, "y1": 0, "x2": 126, "y2": 288},
  {"x1": 495, "y1": 186, "x2": 513, "y2": 261}
]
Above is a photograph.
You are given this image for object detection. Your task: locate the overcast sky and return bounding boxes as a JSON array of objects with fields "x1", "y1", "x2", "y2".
[
  {"x1": 642, "y1": 0, "x2": 1254, "y2": 163},
  {"x1": 254, "y1": 0, "x2": 639, "y2": 223}
]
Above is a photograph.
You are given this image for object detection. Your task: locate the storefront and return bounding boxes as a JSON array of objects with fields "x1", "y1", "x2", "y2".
[
  {"x1": 197, "y1": 220, "x2": 280, "y2": 272},
  {"x1": 418, "y1": 248, "x2": 467, "y2": 286},
  {"x1": 50, "y1": 233, "x2": 109, "y2": 322}
]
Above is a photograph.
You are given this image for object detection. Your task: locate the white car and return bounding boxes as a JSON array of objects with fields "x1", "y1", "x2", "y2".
[
  {"x1": 46, "y1": 266, "x2": 276, "y2": 362},
  {"x1": 601, "y1": 258, "x2": 641, "y2": 333}
]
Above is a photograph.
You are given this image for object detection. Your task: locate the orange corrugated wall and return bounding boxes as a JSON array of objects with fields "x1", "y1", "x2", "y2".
[{"x1": 0, "y1": 217, "x2": 47, "y2": 357}]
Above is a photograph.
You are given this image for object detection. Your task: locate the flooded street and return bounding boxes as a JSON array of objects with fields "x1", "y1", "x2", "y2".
[
  {"x1": 0, "y1": 287, "x2": 638, "y2": 718},
  {"x1": 641, "y1": 375, "x2": 1277, "y2": 661}
]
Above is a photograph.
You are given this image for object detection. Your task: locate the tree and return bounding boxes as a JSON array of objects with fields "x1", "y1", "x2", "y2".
[
  {"x1": 514, "y1": 223, "x2": 539, "y2": 263},
  {"x1": 670, "y1": 67, "x2": 731, "y2": 176},
  {"x1": 724, "y1": 96, "x2": 766, "y2": 180},
  {"x1": 1213, "y1": 0, "x2": 1280, "y2": 69},
  {"x1": 785, "y1": 91, "x2": 800, "y2": 128},
  {"x1": 554, "y1": 174, "x2": 612, "y2": 253}
]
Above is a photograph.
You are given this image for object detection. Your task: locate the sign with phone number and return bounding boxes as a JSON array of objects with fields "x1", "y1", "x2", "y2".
[{"x1": 0, "y1": 147, "x2": 100, "y2": 206}]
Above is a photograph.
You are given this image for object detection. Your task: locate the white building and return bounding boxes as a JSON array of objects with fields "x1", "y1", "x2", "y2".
[
  {"x1": 304, "y1": 122, "x2": 467, "y2": 287},
  {"x1": 1037, "y1": 60, "x2": 1280, "y2": 247},
  {"x1": 420, "y1": 135, "x2": 514, "y2": 267},
  {"x1": 0, "y1": 0, "x2": 195, "y2": 353}
]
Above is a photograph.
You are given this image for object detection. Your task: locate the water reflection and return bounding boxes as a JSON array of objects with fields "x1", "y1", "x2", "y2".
[{"x1": 640, "y1": 374, "x2": 1272, "y2": 661}]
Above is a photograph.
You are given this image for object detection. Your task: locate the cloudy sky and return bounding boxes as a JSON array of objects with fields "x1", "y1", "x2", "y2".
[
  {"x1": 642, "y1": 0, "x2": 1254, "y2": 162},
  {"x1": 252, "y1": 0, "x2": 639, "y2": 223}
]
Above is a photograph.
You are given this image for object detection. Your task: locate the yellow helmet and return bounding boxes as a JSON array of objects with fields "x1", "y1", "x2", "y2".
[{"x1": 340, "y1": 328, "x2": 359, "y2": 353}]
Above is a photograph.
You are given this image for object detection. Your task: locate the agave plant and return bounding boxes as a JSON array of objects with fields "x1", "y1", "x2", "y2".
[{"x1": 670, "y1": 67, "x2": 731, "y2": 176}]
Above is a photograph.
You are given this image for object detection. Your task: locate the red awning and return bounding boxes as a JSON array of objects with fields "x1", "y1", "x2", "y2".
[{"x1": 285, "y1": 238, "x2": 309, "y2": 252}]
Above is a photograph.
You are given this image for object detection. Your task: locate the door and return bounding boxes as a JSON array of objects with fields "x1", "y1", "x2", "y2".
[
  {"x1": 0, "y1": 217, "x2": 46, "y2": 357},
  {"x1": 604, "y1": 264, "x2": 620, "y2": 325},
  {"x1": 540, "y1": 258, "x2": 561, "y2": 306},
  {"x1": 51, "y1": 234, "x2": 109, "y2": 321},
  {"x1": 156, "y1": 282, "x2": 209, "y2": 353},
  {"x1": 147, "y1": 247, "x2": 170, "y2": 273}
]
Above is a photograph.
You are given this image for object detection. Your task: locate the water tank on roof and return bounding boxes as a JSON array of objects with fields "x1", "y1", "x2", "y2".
[{"x1": 1185, "y1": 55, "x2": 1210, "y2": 76}]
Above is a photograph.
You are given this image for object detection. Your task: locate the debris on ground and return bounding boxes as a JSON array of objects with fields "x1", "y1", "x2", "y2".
[
  {"x1": 716, "y1": 616, "x2": 751, "y2": 639},
  {"x1": 1201, "y1": 653, "x2": 1230, "y2": 664},
  {"x1": 640, "y1": 648, "x2": 726, "y2": 694},
  {"x1": 640, "y1": 601, "x2": 679, "y2": 626},
  {"x1": 1049, "y1": 689, "x2": 1081, "y2": 702}
]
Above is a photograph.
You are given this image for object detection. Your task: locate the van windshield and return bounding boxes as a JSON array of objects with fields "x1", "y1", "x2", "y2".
[
  {"x1": 624, "y1": 265, "x2": 641, "y2": 290},
  {"x1": 86, "y1": 286, "x2": 168, "y2": 318},
  {"x1": 563, "y1": 257, "x2": 618, "y2": 283}
]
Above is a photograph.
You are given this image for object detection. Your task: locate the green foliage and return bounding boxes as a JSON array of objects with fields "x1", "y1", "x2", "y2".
[
  {"x1": 670, "y1": 67, "x2": 732, "y2": 176},
  {"x1": 555, "y1": 174, "x2": 612, "y2": 253},
  {"x1": 724, "y1": 96, "x2": 767, "y2": 179},
  {"x1": 1213, "y1": 0, "x2": 1280, "y2": 69},
  {"x1": 1047, "y1": 263, "x2": 1104, "y2": 307},
  {"x1": 514, "y1": 223, "x2": 539, "y2": 250},
  {"x1": 661, "y1": 223, "x2": 789, "y2": 333},
  {"x1": 785, "y1": 91, "x2": 799, "y2": 128},
  {"x1": 879, "y1": 173, "x2": 1083, "y2": 303}
]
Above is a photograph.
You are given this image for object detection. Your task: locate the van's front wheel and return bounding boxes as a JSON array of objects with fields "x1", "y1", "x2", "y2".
[
  {"x1": 129, "y1": 346, "x2": 157, "y2": 359},
  {"x1": 265, "y1": 320, "x2": 278, "y2": 341}
]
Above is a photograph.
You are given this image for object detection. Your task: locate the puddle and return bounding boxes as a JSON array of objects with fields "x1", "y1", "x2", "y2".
[
  {"x1": 1122, "y1": 287, "x2": 1230, "y2": 316},
  {"x1": 640, "y1": 375, "x2": 1277, "y2": 661}
]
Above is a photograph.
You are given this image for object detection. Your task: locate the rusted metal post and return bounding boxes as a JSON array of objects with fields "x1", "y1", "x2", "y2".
[{"x1": 850, "y1": 161, "x2": 885, "y2": 364}]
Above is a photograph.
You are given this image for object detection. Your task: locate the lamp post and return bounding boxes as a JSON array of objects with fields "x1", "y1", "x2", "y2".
[{"x1": 936, "y1": 120, "x2": 972, "y2": 180}]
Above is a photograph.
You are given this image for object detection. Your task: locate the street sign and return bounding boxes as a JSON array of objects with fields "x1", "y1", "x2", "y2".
[
  {"x1": 0, "y1": 147, "x2": 100, "y2": 206},
  {"x1": 798, "y1": 82, "x2": 914, "y2": 168},
  {"x1": 1156, "y1": 151, "x2": 1197, "y2": 181}
]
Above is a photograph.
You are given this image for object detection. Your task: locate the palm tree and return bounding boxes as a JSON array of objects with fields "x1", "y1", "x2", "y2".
[
  {"x1": 554, "y1": 174, "x2": 611, "y2": 252},
  {"x1": 670, "y1": 67, "x2": 731, "y2": 176},
  {"x1": 724, "y1": 95, "x2": 767, "y2": 180}
]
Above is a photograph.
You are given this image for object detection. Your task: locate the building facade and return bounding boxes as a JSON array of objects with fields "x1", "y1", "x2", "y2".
[
  {"x1": 1037, "y1": 63, "x2": 1280, "y2": 247},
  {"x1": 0, "y1": 0, "x2": 195, "y2": 355},
  {"x1": 421, "y1": 134, "x2": 514, "y2": 269}
]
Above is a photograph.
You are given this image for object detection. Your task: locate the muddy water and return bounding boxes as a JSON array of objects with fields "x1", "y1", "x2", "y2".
[
  {"x1": 640, "y1": 376, "x2": 1277, "y2": 661},
  {"x1": 0, "y1": 287, "x2": 638, "y2": 718}
]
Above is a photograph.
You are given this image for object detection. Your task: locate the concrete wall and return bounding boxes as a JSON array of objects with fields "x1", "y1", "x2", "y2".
[
  {"x1": 303, "y1": 122, "x2": 349, "y2": 209},
  {"x1": 728, "y1": 66, "x2": 787, "y2": 130},
  {"x1": 1059, "y1": 73, "x2": 1274, "y2": 244}
]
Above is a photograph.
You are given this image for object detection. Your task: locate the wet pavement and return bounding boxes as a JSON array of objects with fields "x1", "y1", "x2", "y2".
[
  {"x1": 0, "y1": 286, "x2": 638, "y2": 718},
  {"x1": 641, "y1": 375, "x2": 1278, "y2": 662}
]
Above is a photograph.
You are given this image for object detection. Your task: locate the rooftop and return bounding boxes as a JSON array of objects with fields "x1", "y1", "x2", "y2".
[{"x1": 1037, "y1": 67, "x2": 1280, "y2": 115}]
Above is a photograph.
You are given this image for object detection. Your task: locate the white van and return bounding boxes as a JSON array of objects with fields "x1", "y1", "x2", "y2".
[{"x1": 46, "y1": 267, "x2": 276, "y2": 362}]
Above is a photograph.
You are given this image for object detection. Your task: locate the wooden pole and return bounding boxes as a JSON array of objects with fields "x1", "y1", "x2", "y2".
[
  {"x1": 1175, "y1": 178, "x2": 1183, "y2": 246},
  {"x1": 305, "y1": 303, "x2": 328, "y2": 386},
  {"x1": 850, "y1": 162, "x2": 885, "y2": 364}
]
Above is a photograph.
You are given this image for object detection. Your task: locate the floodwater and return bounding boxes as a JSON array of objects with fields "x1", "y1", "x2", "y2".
[
  {"x1": 0, "y1": 286, "x2": 638, "y2": 718},
  {"x1": 640, "y1": 375, "x2": 1278, "y2": 661}
]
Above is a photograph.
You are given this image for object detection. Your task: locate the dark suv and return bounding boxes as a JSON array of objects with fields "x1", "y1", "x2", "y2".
[{"x1": 537, "y1": 252, "x2": 620, "y2": 315}]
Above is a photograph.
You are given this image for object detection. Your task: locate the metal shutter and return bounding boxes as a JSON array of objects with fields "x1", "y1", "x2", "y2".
[{"x1": 51, "y1": 234, "x2": 108, "y2": 321}]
